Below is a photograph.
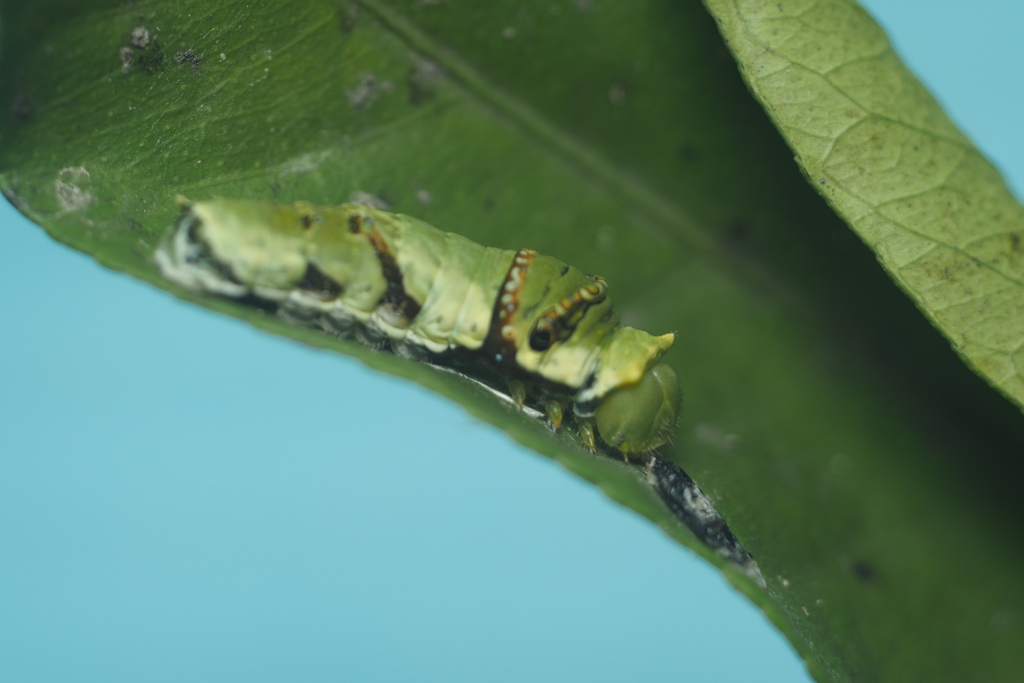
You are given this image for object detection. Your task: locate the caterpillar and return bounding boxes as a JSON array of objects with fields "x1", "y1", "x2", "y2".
[{"x1": 155, "y1": 197, "x2": 682, "y2": 457}]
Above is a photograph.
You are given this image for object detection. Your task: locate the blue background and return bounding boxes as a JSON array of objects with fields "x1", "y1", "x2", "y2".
[{"x1": 1, "y1": 3, "x2": 1018, "y2": 681}]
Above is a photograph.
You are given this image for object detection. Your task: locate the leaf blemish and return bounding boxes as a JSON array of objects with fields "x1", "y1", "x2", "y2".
[
  {"x1": 173, "y1": 49, "x2": 202, "y2": 73},
  {"x1": 346, "y1": 74, "x2": 393, "y2": 109},
  {"x1": 349, "y1": 190, "x2": 390, "y2": 211},
  {"x1": 129, "y1": 26, "x2": 151, "y2": 49},
  {"x1": 135, "y1": 41, "x2": 165, "y2": 76},
  {"x1": 407, "y1": 55, "x2": 445, "y2": 107},
  {"x1": 54, "y1": 167, "x2": 93, "y2": 213},
  {"x1": 119, "y1": 46, "x2": 134, "y2": 74},
  {"x1": 851, "y1": 560, "x2": 878, "y2": 583},
  {"x1": 338, "y1": 2, "x2": 360, "y2": 34},
  {"x1": 11, "y1": 93, "x2": 33, "y2": 119},
  {"x1": 696, "y1": 423, "x2": 741, "y2": 452}
]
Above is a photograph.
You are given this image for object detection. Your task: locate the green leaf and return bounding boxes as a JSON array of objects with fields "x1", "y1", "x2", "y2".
[
  {"x1": 704, "y1": 0, "x2": 1024, "y2": 410},
  {"x1": 3, "y1": 1, "x2": 1024, "y2": 681}
]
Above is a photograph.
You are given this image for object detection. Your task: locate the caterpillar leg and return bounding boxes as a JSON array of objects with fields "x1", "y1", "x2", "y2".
[
  {"x1": 390, "y1": 338, "x2": 430, "y2": 361},
  {"x1": 355, "y1": 325, "x2": 387, "y2": 350},
  {"x1": 507, "y1": 379, "x2": 529, "y2": 410},
  {"x1": 576, "y1": 417, "x2": 597, "y2": 454},
  {"x1": 543, "y1": 398, "x2": 565, "y2": 431}
]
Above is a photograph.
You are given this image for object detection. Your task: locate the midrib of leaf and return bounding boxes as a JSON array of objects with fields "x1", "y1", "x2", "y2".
[{"x1": 354, "y1": 0, "x2": 714, "y2": 254}]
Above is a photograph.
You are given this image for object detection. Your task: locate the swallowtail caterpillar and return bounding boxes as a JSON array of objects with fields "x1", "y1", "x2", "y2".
[{"x1": 155, "y1": 197, "x2": 682, "y2": 457}]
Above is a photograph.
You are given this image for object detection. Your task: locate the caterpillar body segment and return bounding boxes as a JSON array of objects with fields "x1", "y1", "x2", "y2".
[{"x1": 156, "y1": 197, "x2": 681, "y2": 455}]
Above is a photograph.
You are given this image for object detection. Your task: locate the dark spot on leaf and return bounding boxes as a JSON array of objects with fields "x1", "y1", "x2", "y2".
[
  {"x1": 348, "y1": 215, "x2": 362, "y2": 234},
  {"x1": 483, "y1": 197, "x2": 496, "y2": 210},
  {"x1": 137, "y1": 42, "x2": 165, "y2": 75},
  {"x1": 1009, "y1": 233, "x2": 1021, "y2": 252},
  {"x1": 407, "y1": 67, "x2": 436, "y2": 106},
  {"x1": 677, "y1": 143, "x2": 699, "y2": 163},
  {"x1": 407, "y1": 57, "x2": 444, "y2": 107},
  {"x1": 339, "y1": 2, "x2": 361, "y2": 34},
  {"x1": 11, "y1": 93, "x2": 33, "y2": 120},
  {"x1": 725, "y1": 218, "x2": 752, "y2": 244},
  {"x1": 173, "y1": 50, "x2": 202, "y2": 73},
  {"x1": 850, "y1": 560, "x2": 877, "y2": 583}
]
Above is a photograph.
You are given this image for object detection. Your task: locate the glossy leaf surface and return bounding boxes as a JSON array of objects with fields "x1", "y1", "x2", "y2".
[{"x1": 3, "y1": 1, "x2": 1023, "y2": 680}]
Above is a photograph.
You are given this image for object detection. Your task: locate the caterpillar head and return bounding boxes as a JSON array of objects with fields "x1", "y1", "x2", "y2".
[{"x1": 593, "y1": 363, "x2": 681, "y2": 454}]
